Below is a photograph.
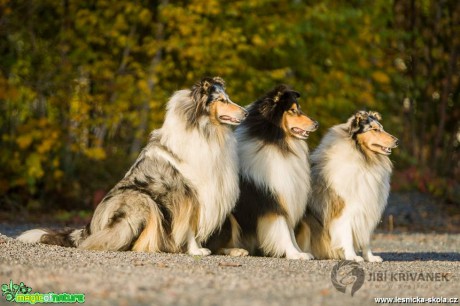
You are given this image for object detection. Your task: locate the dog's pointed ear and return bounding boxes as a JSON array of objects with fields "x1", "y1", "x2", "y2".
[
  {"x1": 369, "y1": 111, "x2": 382, "y2": 121},
  {"x1": 273, "y1": 90, "x2": 283, "y2": 103},
  {"x1": 201, "y1": 79, "x2": 212, "y2": 93},
  {"x1": 291, "y1": 91, "x2": 301, "y2": 99},
  {"x1": 349, "y1": 110, "x2": 368, "y2": 135},
  {"x1": 212, "y1": 77, "x2": 225, "y2": 89}
]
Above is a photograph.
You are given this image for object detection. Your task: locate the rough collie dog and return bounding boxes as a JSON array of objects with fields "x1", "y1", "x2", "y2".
[
  {"x1": 208, "y1": 85, "x2": 318, "y2": 259},
  {"x1": 296, "y1": 110, "x2": 398, "y2": 262},
  {"x1": 18, "y1": 77, "x2": 248, "y2": 256}
]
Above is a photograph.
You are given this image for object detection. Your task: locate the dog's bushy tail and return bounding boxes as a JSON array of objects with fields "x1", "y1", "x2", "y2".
[{"x1": 17, "y1": 226, "x2": 89, "y2": 248}]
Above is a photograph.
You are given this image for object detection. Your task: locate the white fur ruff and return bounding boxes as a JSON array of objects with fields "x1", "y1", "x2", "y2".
[
  {"x1": 237, "y1": 126, "x2": 311, "y2": 228},
  {"x1": 152, "y1": 90, "x2": 240, "y2": 242}
]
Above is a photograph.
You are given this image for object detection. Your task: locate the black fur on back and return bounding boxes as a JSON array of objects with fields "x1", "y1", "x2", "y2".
[
  {"x1": 233, "y1": 177, "x2": 287, "y2": 235},
  {"x1": 242, "y1": 84, "x2": 301, "y2": 151}
]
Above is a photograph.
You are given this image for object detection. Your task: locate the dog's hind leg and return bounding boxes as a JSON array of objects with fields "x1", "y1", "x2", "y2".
[
  {"x1": 217, "y1": 214, "x2": 248, "y2": 257},
  {"x1": 295, "y1": 220, "x2": 312, "y2": 253},
  {"x1": 258, "y1": 214, "x2": 313, "y2": 260},
  {"x1": 204, "y1": 215, "x2": 249, "y2": 257},
  {"x1": 79, "y1": 215, "x2": 143, "y2": 251}
]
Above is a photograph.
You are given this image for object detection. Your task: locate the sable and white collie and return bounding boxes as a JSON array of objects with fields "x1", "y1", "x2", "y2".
[
  {"x1": 296, "y1": 110, "x2": 398, "y2": 262},
  {"x1": 18, "y1": 77, "x2": 248, "y2": 256},
  {"x1": 208, "y1": 85, "x2": 318, "y2": 259}
]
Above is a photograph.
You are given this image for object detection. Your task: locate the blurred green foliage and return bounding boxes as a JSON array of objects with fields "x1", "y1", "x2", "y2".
[{"x1": 0, "y1": 0, "x2": 458, "y2": 212}]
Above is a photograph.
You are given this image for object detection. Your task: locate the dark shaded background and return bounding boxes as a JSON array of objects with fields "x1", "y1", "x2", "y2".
[{"x1": 0, "y1": 1, "x2": 458, "y2": 223}]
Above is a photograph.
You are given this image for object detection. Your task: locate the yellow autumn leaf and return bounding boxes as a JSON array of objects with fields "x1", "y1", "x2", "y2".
[
  {"x1": 137, "y1": 79, "x2": 150, "y2": 95},
  {"x1": 372, "y1": 71, "x2": 390, "y2": 85},
  {"x1": 17, "y1": 134, "x2": 33, "y2": 149},
  {"x1": 54, "y1": 170, "x2": 64, "y2": 179},
  {"x1": 37, "y1": 138, "x2": 54, "y2": 154},
  {"x1": 85, "y1": 147, "x2": 107, "y2": 160},
  {"x1": 26, "y1": 153, "x2": 44, "y2": 179},
  {"x1": 252, "y1": 35, "x2": 264, "y2": 46},
  {"x1": 139, "y1": 9, "x2": 151, "y2": 25}
]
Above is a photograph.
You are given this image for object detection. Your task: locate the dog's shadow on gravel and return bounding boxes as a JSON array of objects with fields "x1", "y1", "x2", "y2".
[{"x1": 381, "y1": 252, "x2": 460, "y2": 261}]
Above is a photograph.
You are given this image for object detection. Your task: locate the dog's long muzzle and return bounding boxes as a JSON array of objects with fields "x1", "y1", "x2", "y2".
[{"x1": 218, "y1": 102, "x2": 248, "y2": 125}]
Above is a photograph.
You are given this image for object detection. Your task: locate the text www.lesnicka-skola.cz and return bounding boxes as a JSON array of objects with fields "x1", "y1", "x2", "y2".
[{"x1": 374, "y1": 296, "x2": 459, "y2": 304}]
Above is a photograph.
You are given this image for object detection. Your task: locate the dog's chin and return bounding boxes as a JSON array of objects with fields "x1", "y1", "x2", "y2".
[
  {"x1": 371, "y1": 144, "x2": 394, "y2": 155},
  {"x1": 218, "y1": 115, "x2": 242, "y2": 126},
  {"x1": 290, "y1": 127, "x2": 310, "y2": 140}
]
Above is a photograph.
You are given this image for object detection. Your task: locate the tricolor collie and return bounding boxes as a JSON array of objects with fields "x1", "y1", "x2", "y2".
[
  {"x1": 18, "y1": 77, "x2": 247, "y2": 256},
  {"x1": 296, "y1": 110, "x2": 398, "y2": 262},
  {"x1": 209, "y1": 85, "x2": 318, "y2": 259}
]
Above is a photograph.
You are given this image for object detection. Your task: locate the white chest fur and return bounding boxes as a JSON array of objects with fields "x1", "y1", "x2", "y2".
[
  {"x1": 159, "y1": 113, "x2": 240, "y2": 241},
  {"x1": 318, "y1": 128, "x2": 392, "y2": 247},
  {"x1": 238, "y1": 135, "x2": 311, "y2": 227}
]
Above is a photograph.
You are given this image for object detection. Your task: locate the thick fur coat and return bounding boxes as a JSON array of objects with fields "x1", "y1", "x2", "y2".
[
  {"x1": 208, "y1": 85, "x2": 318, "y2": 259},
  {"x1": 18, "y1": 77, "x2": 247, "y2": 256},
  {"x1": 296, "y1": 110, "x2": 398, "y2": 262}
]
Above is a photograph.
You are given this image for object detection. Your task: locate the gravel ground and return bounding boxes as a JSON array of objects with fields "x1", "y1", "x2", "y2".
[{"x1": 1, "y1": 226, "x2": 459, "y2": 306}]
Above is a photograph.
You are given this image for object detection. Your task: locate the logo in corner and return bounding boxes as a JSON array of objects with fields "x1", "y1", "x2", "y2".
[
  {"x1": 1, "y1": 280, "x2": 32, "y2": 302},
  {"x1": 331, "y1": 260, "x2": 364, "y2": 296},
  {"x1": 1, "y1": 280, "x2": 85, "y2": 304}
]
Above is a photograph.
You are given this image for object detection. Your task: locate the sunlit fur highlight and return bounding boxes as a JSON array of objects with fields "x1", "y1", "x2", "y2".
[
  {"x1": 18, "y1": 77, "x2": 247, "y2": 256},
  {"x1": 297, "y1": 110, "x2": 398, "y2": 262}
]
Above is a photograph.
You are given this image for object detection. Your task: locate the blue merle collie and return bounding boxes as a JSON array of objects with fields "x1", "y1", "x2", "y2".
[
  {"x1": 296, "y1": 111, "x2": 398, "y2": 262},
  {"x1": 18, "y1": 77, "x2": 248, "y2": 256},
  {"x1": 207, "y1": 85, "x2": 318, "y2": 259}
]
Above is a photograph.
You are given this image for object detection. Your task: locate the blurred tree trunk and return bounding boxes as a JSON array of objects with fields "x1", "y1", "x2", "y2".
[
  {"x1": 94, "y1": 25, "x2": 136, "y2": 148},
  {"x1": 130, "y1": 0, "x2": 168, "y2": 156},
  {"x1": 393, "y1": 0, "x2": 459, "y2": 180}
]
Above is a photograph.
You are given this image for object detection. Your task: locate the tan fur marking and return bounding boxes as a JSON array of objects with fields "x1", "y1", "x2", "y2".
[
  {"x1": 295, "y1": 220, "x2": 311, "y2": 252},
  {"x1": 282, "y1": 103, "x2": 317, "y2": 137},
  {"x1": 209, "y1": 102, "x2": 220, "y2": 126},
  {"x1": 210, "y1": 100, "x2": 246, "y2": 127},
  {"x1": 171, "y1": 198, "x2": 198, "y2": 252},
  {"x1": 226, "y1": 214, "x2": 239, "y2": 247},
  {"x1": 304, "y1": 213, "x2": 338, "y2": 259},
  {"x1": 132, "y1": 207, "x2": 164, "y2": 253},
  {"x1": 329, "y1": 192, "x2": 345, "y2": 220},
  {"x1": 216, "y1": 100, "x2": 245, "y2": 119},
  {"x1": 357, "y1": 129, "x2": 397, "y2": 158},
  {"x1": 259, "y1": 212, "x2": 279, "y2": 223}
]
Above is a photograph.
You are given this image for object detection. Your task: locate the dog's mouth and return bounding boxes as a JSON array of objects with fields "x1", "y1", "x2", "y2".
[
  {"x1": 372, "y1": 144, "x2": 394, "y2": 155},
  {"x1": 291, "y1": 127, "x2": 310, "y2": 139},
  {"x1": 219, "y1": 115, "x2": 242, "y2": 125}
]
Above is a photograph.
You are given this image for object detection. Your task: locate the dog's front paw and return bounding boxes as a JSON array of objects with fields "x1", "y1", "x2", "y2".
[
  {"x1": 228, "y1": 248, "x2": 249, "y2": 257},
  {"x1": 286, "y1": 252, "x2": 314, "y2": 260},
  {"x1": 349, "y1": 255, "x2": 364, "y2": 262},
  {"x1": 366, "y1": 255, "x2": 383, "y2": 262},
  {"x1": 188, "y1": 248, "x2": 211, "y2": 256}
]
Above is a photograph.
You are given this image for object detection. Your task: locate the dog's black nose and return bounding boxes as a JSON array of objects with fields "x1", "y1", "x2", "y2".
[
  {"x1": 314, "y1": 121, "x2": 319, "y2": 129},
  {"x1": 395, "y1": 139, "x2": 399, "y2": 146}
]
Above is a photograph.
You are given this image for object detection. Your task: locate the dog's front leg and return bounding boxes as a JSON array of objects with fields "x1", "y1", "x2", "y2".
[
  {"x1": 187, "y1": 229, "x2": 211, "y2": 256},
  {"x1": 362, "y1": 244, "x2": 383, "y2": 262},
  {"x1": 258, "y1": 214, "x2": 314, "y2": 260},
  {"x1": 330, "y1": 217, "x2": 363, "y2": 262}
]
